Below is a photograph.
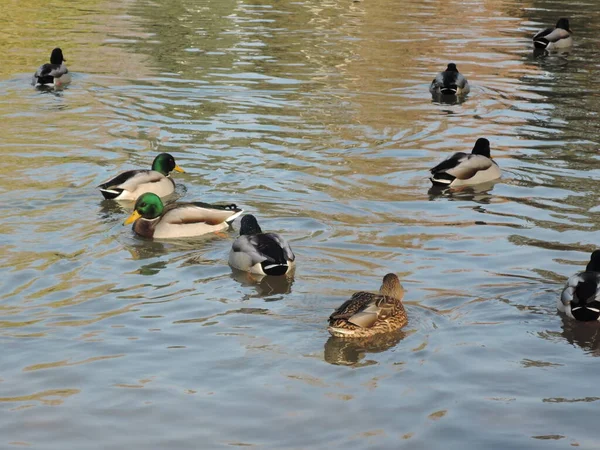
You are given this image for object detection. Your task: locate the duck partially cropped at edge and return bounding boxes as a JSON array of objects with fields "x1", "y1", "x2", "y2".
[
  {"x1": 533, "y1": 18, "x2": 573, "y2": 51},
  {"x1": 560, "y1": 250, "x2": 600, "y2": 322},
  {"x1": 228, "y1": 214, "x2": 295, "y2": 276},
  {"x1": 124, "y1": 192, "x2": 243, "y2": 239},
  {"x1": 429, "y1": 63, "x2": 470, "y2": 96},
  {"x1": 98, "y1": 153, "x2": 184, "y2": 201},
  {"x1": 328, "y1": 273, "x2": 407, "y2": 338},
  {"x1": 32, "y1": 48, "x2": 71, "y2": 87},
  {"x1": 429, "y1": 138, "x2": 501, "y2": 187}
]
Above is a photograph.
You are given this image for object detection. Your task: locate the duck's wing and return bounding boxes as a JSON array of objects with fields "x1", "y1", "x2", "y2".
[
  {"x1": 162, "y1": 201, "x2": 243, "y2": 225},
  {"x1": 329, "y1": 293, "x2": 401, "y2": 328},
  {"x1": 97, "y1": 169, "x2": 163, "y2": 196},
  {"x1": 455, "y1": 73, "x2": 469, "y2": 90},
  {"x1": 430, "y1": 72, "x2": 445, "y2": 90},
  {"x1": 430, "y1": 152, "x2": 469, "y2": 175},
  {"x1": 35, "y1": 63, "x2": 68, "y2": 78},
  {"x1": 535, "y1": 27, "x2": 570, "y2": 44},
  {"x1": 444, "y1": 154, "x2": 493, "y2": 180},
  {"x1": 329, "y1": 292, "x2": 376, "y2": 322},
  {"x1": 232, "y1": 233, "x2": 288, "y2": 265},
  {"x1": 263, "y1": 232, "x2": 295, "y2": 262},
  {"x1": 533, "y1": 27, "x2": 553, "y2": 41},
  {"x1": 561, "y1": 271, "x2": 600, "y2": 306}
]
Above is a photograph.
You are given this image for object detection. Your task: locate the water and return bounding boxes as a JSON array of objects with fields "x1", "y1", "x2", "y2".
[{"x1": 2, "y1": 0, "x2": 600, "y2": 448}]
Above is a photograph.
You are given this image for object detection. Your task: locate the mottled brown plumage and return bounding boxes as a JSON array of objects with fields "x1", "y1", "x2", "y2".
[{"x1": 328, "y1": 273, "x2": 407, "y2": 338}]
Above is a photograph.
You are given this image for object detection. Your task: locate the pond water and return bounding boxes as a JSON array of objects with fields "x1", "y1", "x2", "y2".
[{"x1": 2, "y1": 0, "x2": 600, "y2": 448}]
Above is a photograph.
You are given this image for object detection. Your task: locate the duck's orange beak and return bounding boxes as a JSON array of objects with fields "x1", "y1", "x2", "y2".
[
  {"x1": 174, "y1": 165, "x2": 185, "y2": 173},
  {"x1": 124, "y1": 210, "x2": 141, "y2": 225}
]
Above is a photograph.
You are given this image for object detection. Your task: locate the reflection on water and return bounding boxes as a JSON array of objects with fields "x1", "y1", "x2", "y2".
[
  {"x1": 430, "y1": 93, "x2": 467, "y2": 106},
  {"x1": 230, "y1": 268, "x2": 295, "y2": 299},
  {"x1": 323, "y1": 331, "x2": 407, "y2": 367},
  {"x1": 427, "y1": 181, "x2": 501, "y2": 204},
  {"x1": 557, "y1": 315, "x2": 600, "y2": 356},
  {"x1": 2, "y1": 0, "x2": 600, "y2": 448}
]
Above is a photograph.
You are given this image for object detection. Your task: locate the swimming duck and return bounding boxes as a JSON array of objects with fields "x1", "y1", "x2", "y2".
[
  {"x1": 32, "y1": 48, "x2": 71, "y2": 87},
  {"x1": 559, "y1": 250, "x2": 600, "y2": 321},
  {"x1": 533, "y1": 18, "x2": 573, "y2": 51},
  {"x1": 228, "y1": 215, "x2": 295, "y2": 276},
  {"x1": 429, "y1": 138, "x2": 501, "y2": 187},
  {"x1": 328, "y1": 273, "x2": 407, "y2": 338},
  {"x1": 98, "y1": 153, "x2": 184, "y2": 201},
  {"x1": 124, "y1": 192, "x2": 243, "y2": 239},
  {"x1": 429, "y1": 63, "x2": 470, "y2": 96}
]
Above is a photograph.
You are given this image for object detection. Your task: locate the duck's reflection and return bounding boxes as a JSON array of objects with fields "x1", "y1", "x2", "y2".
[
  {"x1": 430, "y1": 93, "x2": 467, "y2": 106},
  {"x1": 428, "y1": 180, "x2": 498, "y2": 204},
  {"x1": 323, "y1": 330, "x2": 406, "y2": 366},
  {"x1": 123, "y1": 240, "x2": 169, "y2": 262},
  {"x1": 230, "y1": 267, "x2": 294, "y2": 298},
  {"x1": 558, "y1": 314, "x2": 600, "y2": 356}
]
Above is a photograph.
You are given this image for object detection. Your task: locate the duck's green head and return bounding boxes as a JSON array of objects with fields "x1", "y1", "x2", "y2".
[
  {"x1": 152, "y1": 153, "x2": 185, "y2": 176},
  {"x1": 556, "y1": 18, "x2": 571, "y2": 33},
  {"x1": 472, "y1": 138, "x2": 491, "y2": 158},
  {"x1": 124, "y1": 193, "x2": 164, "y2": 224},
  {"x1": 240, "y1": 214, "x2": 263, "y2": 236},
  {"x1": 50, "y1": 48, "x2": 65, "y2": 64},
  {"x1": 586, "y1": 250, "x2": 600, "y2": 272}
]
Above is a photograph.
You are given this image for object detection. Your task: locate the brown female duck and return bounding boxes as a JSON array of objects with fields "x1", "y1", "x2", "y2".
[{"x1": 328, "y1": 273, "x2": 407, "y2": 338}]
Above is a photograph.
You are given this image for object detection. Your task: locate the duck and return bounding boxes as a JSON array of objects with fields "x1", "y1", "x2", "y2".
[
  {"x1": 429, "y1": 63, "x2": 470, "y2": 96},
  {"x1": 533, "y1": 18, "x2": 573, "y2": 51},
  {"x1": 32, "y1": 48, "x2": 71, "y2": 87},
  {"x1": 559, "y1": 250, "x2": 600, "y2": 321},
  {"x1": 98, "y1": 153, "x2": 184, "y2": 201},
  {"x1": 328, "y1": 273, "x2": 407, "y2": 338},
  {"x1": 124, "y1": 192, "x2": 243, "y2": 239},
  {"x1": 228, "y1": 214, "x2": 295, "y2": 276},
  {"x1": 429, "y1": 138, "x2": 501, "y2": 187}
]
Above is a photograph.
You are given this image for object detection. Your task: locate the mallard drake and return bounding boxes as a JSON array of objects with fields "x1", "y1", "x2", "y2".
[
  {"x1": 32, "y1": 48, "x2": 71, "y2": 87},
  {"x1": 429, "y1": 138, "x2": 501, "y2": 187},
  {"x1": 559, "y1": 250, "x2": 600, "y2": 321},
  {"x1": 228, "y1": 215, "x2": 295, "y2": 276},
  {"x1": 533, "y1": 18, "x2": 573, "y2": 51},
  {"x1": 98, "y1": 153, "x2": 184, "y2": 201},
  {"x1": 328, "y1": 273, "x2": 407, "y2": 338},
  {"x1": 124, "y1": 192, "x2": 243, "y2": 239},
  {"x1": 429, "y1": 63, "x2": 470, "y2": 96}
]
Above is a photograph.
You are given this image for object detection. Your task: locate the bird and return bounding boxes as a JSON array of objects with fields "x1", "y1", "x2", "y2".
[
  {"x1": 429, "y1": 63, "x2": 470, "y2": 96},
  {"x1": 98, "y1": 153, "x2": 184, "y2": 201},
  {"x1": 559, "y1": 250, "x2": 600, "y2": 321},
  {"x1": 429, "y1": 138, "x2": 501, "y2": 187},
  {"x1": 328, "y1": 273, "x2": 407, "y2": 338},
  {"x1": 228, "y1": 214, "x2": 295, "y2": 276},
  {"x1": 533, "y1": 18, "x2": 573, "y2": 51},
  {"x1": 32, "y1": 48, "x2": 71, "y2": 87},
  {"x1": 124, "y1": 192, "x2": 243, "y2": 239}
]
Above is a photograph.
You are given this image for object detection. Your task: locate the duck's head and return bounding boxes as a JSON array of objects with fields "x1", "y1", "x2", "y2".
[
  {"x1": 152, "y1": 153, "x2": 185, "y2": 176},
  {"x1": 50, "y1": 48, "x2": 65, "y2": 64},
  {"x1": 586, "y1": 250, "x2": 600, "y2": 272},
  {"x1": 379, "y1": 273, "x2": 404, "y2": 299},
  {"x1": 124, "y1": 193, "x2": 164, "y2": 224},
  {"x1": 239, "y1": 214, "x2": 263, "y2": 236},
  {"x1": 471, "y1": 138, "x2": 491, "y2": 158},
  {"x1": 556, "y1": 18, "x2": 572, "y2": 33},
  {"x1": 446, "y1": 63, "x2": 458, "y2": 72}
]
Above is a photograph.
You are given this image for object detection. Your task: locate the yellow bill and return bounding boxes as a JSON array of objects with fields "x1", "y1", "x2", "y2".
[
  {"x1": 174, "y1": 165, "x2": 185, "y2": 173},
  {"x1": 124, "y1": 210, "x2": 142, "y2": 225}
]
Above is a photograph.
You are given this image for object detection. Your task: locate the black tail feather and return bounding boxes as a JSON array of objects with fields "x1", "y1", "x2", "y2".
[{"x1": 261, "y1": 263, "x2": 289, "y2": 276}]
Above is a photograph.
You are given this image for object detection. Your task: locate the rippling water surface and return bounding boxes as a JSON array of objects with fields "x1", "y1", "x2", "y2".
[{"x1": 2, "y1": 0, "x2": 600, "y2": 448}]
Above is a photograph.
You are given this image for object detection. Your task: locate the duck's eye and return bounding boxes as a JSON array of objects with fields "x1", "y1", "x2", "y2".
[{"x1": 140, "y1": 203, "x2": 146, "y2": 207}]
